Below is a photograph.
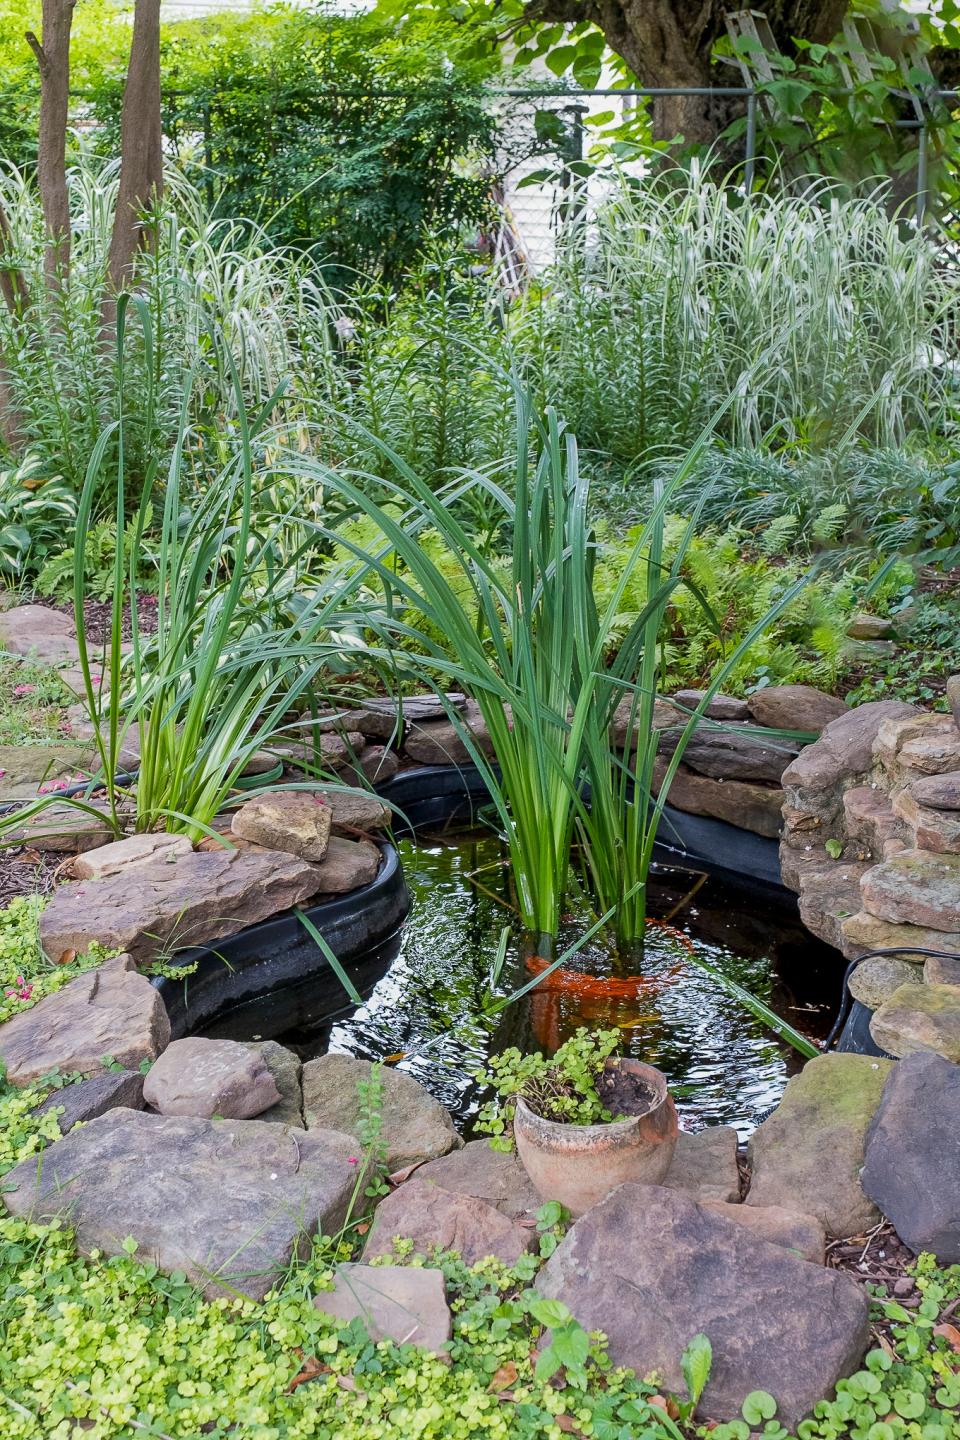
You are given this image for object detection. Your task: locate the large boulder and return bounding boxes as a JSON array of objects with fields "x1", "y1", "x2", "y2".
[
  {"x1": 315, "y1": 1264, "x2": 451, "y2": 1353},
  {"x1": 301, "y1": 1053, "x2": 462, "y2": 1171},
  {"x1": 747, "y1": 1053, "x2": 893, "y2": 1237},
  {"x1": 363, "y1": 1177, "x2": 536, "y2": 1267},
  {"x1": 860, "y1": 850, "x2": 960, "y2": 932},
  {"x1": 1, "y1": 1109, "x2": 364, "y2": 1300},
  {"x1": 700, "y1": 1201, "x2": 826, "y2": 1265},
  {"x1": 411, "y1": 1139, "x2": 540, "y2": 1221},
  {"x1": 869, "y1": 983, "x2": 960, "y2": 1063},
  {"x1": 231, "y1": 791, "x2": 333, "y2": 861},
  {"x1": 38, "y1": 847, "x2": 326, "y2": 965},
  {"x1": 143, "y1": 1037, "x2": 281, "y2": 1119},
  {"x1": 781, "y1": 700, "x2": 917, "y2": 795},
  {"x1": 861, "y1": 1053, "x2": 960, "y2": 1262},
  {"x1": 535, "y1": 1183, "x2": 869, "y2": 1426},
  {"x1": 0, "y1": 954, "x2": 170, "y2": 1086},
  {"x1": 0, "y1": 603, "x2": 79, "y2": 664},
  {"x1": 747, "y1": 685, "x2": 847, "y2": 735}
]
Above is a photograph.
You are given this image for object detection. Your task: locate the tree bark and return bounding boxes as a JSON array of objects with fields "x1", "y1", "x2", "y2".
[
  {"x1": 526, "y1": 0, "x2": 851, "y2": 143},
  {"x1": 25, "y1": 0, "x2": 75, "y2": 286},
  {"x1": 102, "y1": 0, "x2": 163, "y2": 328},
  {"x1": 0, "y1": 200, "x2": 29, "y2": 449}
]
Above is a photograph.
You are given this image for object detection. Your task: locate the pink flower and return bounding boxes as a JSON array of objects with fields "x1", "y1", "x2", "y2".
[
  {"x1": 0, "y1": 768, "x2": 6, "y2": 778},
  {"x1": 4, "y1": 976, "x2": 33, "y2": 1001},
  {"x1": 38, "y1": 778, "x2": 68, "y2": 795},
  {"x1": 12, "y1": 684, "x2": 34, "y2": 697},
  {"x1": 348, "y1": 1157, "x2": 359, "y2": 1165}
]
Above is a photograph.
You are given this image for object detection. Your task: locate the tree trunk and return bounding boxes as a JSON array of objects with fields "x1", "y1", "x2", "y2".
[
  {"x1": 529, "y1": 0, "x2": 851, "y2": 143},
  {"x1": 25, "y1": 0, "x2": 75, "y2": 286},
  {"x1": 102, "y1": 0, "x2": 163, "y2": 329},
  {"x1": 0, "y1": 200, "x2": 29, "y2": 449}
]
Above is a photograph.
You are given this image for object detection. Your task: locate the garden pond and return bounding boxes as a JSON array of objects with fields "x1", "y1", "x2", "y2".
[{"x1": 202, "y1": 826, "x2": 842, "y2": 1137}]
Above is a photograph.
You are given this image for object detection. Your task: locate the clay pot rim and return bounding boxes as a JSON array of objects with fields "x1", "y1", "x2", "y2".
[{"x1": 514, "y1": 1057, "x2": 670, "y2": 1141}]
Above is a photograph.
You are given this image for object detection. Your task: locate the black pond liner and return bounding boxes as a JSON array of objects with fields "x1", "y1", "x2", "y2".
[{"x1": 152, "y1": 763, "x2": 795, "y2": 1038}]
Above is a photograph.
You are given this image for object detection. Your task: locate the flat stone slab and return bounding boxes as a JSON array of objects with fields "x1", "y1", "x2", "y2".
[
  {"x1": 747, "y1": 1053, "x2": 893, "y2": 1237},
  {"x1": 243, "y1": 1041, "x2": 303, "y2": 1127},
  {"x1": 535, "y1": 1183, "x2": 869, "y2": 1426},
  {"x1": 34, "y1": 1069, "x2": 145, "y2": 1133},
  {"x1": 344, "y1": 745, "x2": 399, "y2": 788},
  {"x1": 364, "y1": 1177, "x2": 536, "y2": 1267},
  {"x1": 849, "y1": 956, "x2": 923, "y2": 1010},
  {"x1": 660, "y1": 725, "x2": 797, "y2": 783},
  {"x1": 926, "y1": 954, "x2": 960, "y2": 985},
  {"x1": 860, "y1": 850, "x2": 960, "y2": 932},
  {"x1": 39, "y1": 847, "x2": 326, "y2": 965},
  {"x1": 0, "y1": 741, "x2": 100, "y2": 801},
  {"x1": 143, "y1": 1037, "x2": 281, "y2": 1119},
  {"x1": 0, "y1": 954, "x2": 170, "y2": 1086},
  {"x1": 321, "y1": 788, "x2": 391, "y2": 836},
  {"x1": 315, "y1": 1263, "x2": 451, "y2": 1352},
  {"x1": 302, "y1": 1054, "x2": 461, "y2": 1171},
  {"x1": 671, "y1": 690, "x2": 751, "y2": 722},
  {"x1": 747, "y1": 685, "x2": 847, "y2": 735},
  {"x1": 892, "y1": 788, "x2": 960, "y2": 855},
  {"x1": 798, "y1": 861, "x2": 872, "y2": 951},
  {"x1": 654, "y1": 759, "x2": 784, "y2": 839},
  {"x1": 231, "y1": 791, "x2": 333, "y2": 861},
  {"x1": 0, "y1": 604, "x2": 79, "y2": 664},
  {"x1": 73, "y1": 833, "x2": 192, "y2": 879},
  {"x1": 911, "y1": 771, "x2": 960, "y2": 811},
  {"x1": 701, "y1": 1200, "x2": 826, "y2": 1265},
  {"x1": 2, "y1": 1109, "x2": 365, "y2": 1300},
  {"x1": 12, "y1": 801, "x2": 115, "y2": 853},
  {"x1": 862, "y1": 1052, "x2": 960, "y2": 1262},
  {"x1": 662, "y1": 1125, "x2": 741, "y2": 1203},
  {"x1": 840, "y1": 910, "x2": 960, "y2": 965},
  {"x1": 870, "y1": 983, "x2": 960, "y2": 1062},
  {"x1": 412, "y1": 1139, "x2": 540, "y2": 1221}
]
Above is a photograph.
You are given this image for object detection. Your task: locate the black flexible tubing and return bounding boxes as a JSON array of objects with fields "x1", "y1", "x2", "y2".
[{"x1": 824, "y1": 945, "x2": 960, "y2": 1049}]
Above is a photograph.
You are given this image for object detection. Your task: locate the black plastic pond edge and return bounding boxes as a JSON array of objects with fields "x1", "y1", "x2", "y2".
[{"x1": 148, "y1": 761, "x2": 797, "y2": 1039}]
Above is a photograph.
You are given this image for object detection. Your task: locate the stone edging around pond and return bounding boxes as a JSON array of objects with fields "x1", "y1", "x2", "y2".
[{"x1": 1, "y1": 1038, "x2": 957, "y2": 1426}]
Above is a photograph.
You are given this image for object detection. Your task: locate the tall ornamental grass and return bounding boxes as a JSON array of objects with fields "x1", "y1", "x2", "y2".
[{"x1": 522, "y1": 173, "x2": 957, "y2": 460}]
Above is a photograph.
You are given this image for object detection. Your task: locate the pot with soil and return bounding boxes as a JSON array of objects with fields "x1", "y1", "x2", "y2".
[{"x1": 475, "y1": 1028, "x2": 678, "y2": 1218}]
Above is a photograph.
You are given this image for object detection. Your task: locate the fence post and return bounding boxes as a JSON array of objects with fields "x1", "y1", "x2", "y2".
[{"x1": 745, "y1": 89, "x2": 757, "y2": 193}]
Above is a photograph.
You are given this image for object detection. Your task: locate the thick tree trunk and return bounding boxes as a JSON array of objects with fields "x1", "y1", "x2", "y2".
[
  {"x1": 25, "y1": 0, "x2": 75, "y2": 286},
  {"x1": 0, "y1": 200, "x2": 28, "y2": 449},
  {"x1": 102, "y1": 0, "x2": 163, "y2": 329},
  {"x1": 528, "y1": 0, "x2": 851, "y2": 143}
]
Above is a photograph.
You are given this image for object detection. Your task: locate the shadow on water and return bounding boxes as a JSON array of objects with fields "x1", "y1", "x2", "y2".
[{"x1": 202, "y1": 828, "x2": 842, "y2": 1137}]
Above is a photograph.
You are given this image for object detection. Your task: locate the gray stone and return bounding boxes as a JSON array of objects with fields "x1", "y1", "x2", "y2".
[
  {"x1": 846, "y1": 614, "x2": 895, "y2": 641},
  {"x1": 11, "y1": 801, "x2": 115, "y2": 853},
  {"x1": 747, "y1": 684, "x2": 848, "y2": 735},
  {"x1": 275, "y1": 731, "x2": 367, "y2": 775},
  {"x1": 0, "y1": 954, "x2": 170, "y2": 1086},
  {"x1": 344, "y1": 745, "x2": 400, "y2": 788},
  {"x1": 143, "y1": 1037, "x2": 281, "y2": 1119},
  {"x1": 797, "y1": 860, "x2": 872, "y2": 950},
  {"x1": 73, "y1": 833, "x2": 193, "y2": 879},
  {"x1": 535, "y1": 1183, "x2": 869, "y2": 1425},
  {"x1": 402, "y1": 699, "x2": 494, "y2": 766},
  {"x1": 701, "y1": 1201, "x2": 826, "y2": 1265},
  {"x1": 911, "y1": 771, "x2": 960, "y2": 811},
  {"x1": 310, "y1": 835, "x2": 381, "y2": 894},
  {"x1": 876, "y1": 713, "x2": 960, "y2": 781},
  {"x1": 320, "y1": 787, "x2": 391, "y2": 836},
  {"x1": 671, "y1": 690, "x2": 752, "y2": 722},
  {"x1": 662, "y1": 1125, "x2": 741, "y2": 1203},
  {"x1": 231, "y1": 791, "x2": 333, "y2": 862},
  {"x1": 747, "y1": 1053, "x2": 893, "y2": 1237},
  {"x1": 412, "y1": 1139, "x2": 540, "y2": 1221},
  {"x1": 843, "y1": 787, "x2": 906, "y2": 859},
  {"x1": 244, "y1": 1041, "x2": 303, "y2": 1127},
  {"x1": 39, "y1": 847, "x2": 326, "y2": 966},
  {"x1": 848, "y1": 956, "x2": 924, "y2": 1010},
  {"x1": 861, "y1": 850, "x2": 960, "y2": 932},
  {"x1": 364, "y1": 1177, "x2": 536, "y2": 1267},
  {"x1": 1, "y1": 1108, "x2": 365, "y2": 1300},
  {"x1": 781, "y1": 701, "x2": 917, "y2": 794},
  {"x1": 35, "y1": 1069, "x2": 145, "y2": 1133},
  {"x1": 892, "y1": 788, "x2": 960, "y2": 855},
  {"x1": 361, "y1": 693, "x2": 467, "y2": 740},
  {"x1": 0, "y1": 604, "x2": 79, "y2": 665},
  {"x1": 315, "y1": 1264, "x2": 451, "y2": 1352},
  {"x1": 869, "y1": 984, "x2": 960, "y2": 1062},
  {"x1": 653, "y1": 759, "x2": 784, "y2": 839},
  {"x1": 662, "y1": 725, "x2": 797, "y2": 783},
  {"x1": 948, "y1": 675, "x2": 960, "y2": 733},
  {"x1": 925, "y1": 954, "x2": 960, "y2": 986},
  {"x1": 0, "y1": 741, "x2": 100, "y2": 801},
  {"x1": 861, "y1": 1052, "x2": 960, "y2": 1262},
  {"x1": 302, "y1": 1054, "x2": 461, "y2": 1171}
]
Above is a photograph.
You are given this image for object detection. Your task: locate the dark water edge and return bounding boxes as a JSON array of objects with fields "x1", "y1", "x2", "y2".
[{"x1": 203, "y1": 830, "x2": 843, "y2": 1138}]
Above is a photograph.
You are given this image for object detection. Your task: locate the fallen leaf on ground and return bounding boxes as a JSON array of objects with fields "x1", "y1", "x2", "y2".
[
  {"x1": 488, "y1": 1362, "x2": 518, "y2": 1392},
  {"x1": 287, "y1": 1355, "x2": 329, "y2": 1393},
  {"x1": 934, "y1": 1322, "x2": 960, "y2": 1353}
]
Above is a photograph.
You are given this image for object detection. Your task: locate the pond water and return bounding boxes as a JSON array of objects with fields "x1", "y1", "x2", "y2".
[{"x1": 204, "y1": 827, "x2": 843, "y2": 1137}]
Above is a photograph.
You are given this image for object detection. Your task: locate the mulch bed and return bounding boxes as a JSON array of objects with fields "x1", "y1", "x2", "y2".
[
  {"x1": 0, "y1": 848, "x2": 65, "y2": 909},
  {"x1": 42, "y1": 595, "x2": 160, "y2": 645},
  {"x1": 828, "y1": 1221, "x2": 922, "y2": 1346}
]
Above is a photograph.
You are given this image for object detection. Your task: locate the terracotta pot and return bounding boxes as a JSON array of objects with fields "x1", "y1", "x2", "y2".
[{"x1": 512, "y1": 1058, "x2": 678, "y2": 1217}]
